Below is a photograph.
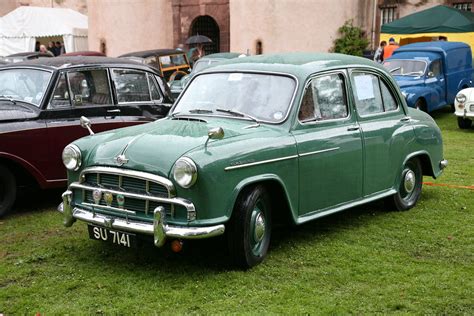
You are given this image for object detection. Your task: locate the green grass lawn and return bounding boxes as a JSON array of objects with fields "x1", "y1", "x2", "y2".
[{"x1": 1, "y1": 108, "x2": 472, "y2": 314}]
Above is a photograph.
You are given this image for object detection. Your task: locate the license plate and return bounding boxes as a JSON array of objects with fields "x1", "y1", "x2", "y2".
[{"x1": 87, "y1": 225, "x2": 137, "y2": 248}]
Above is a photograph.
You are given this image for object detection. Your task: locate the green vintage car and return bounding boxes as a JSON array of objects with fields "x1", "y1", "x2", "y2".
[{"x1": 58, "y1": 53, "x2": 447, "y2": 268}]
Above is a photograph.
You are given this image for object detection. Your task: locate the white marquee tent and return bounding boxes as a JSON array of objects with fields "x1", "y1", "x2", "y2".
[{"x1": 0, "y1": 6, "x2": 88, "y2": 56}]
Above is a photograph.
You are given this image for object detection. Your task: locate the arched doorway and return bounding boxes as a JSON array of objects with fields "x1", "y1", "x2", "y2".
[{"x1": 190, "y1": 15, "x2": 220, "y2": 55}]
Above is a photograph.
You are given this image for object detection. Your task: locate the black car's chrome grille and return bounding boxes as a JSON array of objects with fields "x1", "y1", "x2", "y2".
[{"x1": 75, "y1": 170, "x2": 174, "y2": 220}]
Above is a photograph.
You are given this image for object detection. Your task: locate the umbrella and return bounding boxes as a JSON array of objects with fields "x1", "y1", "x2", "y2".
[{"x1": 185, "y1": 34, "x2": 212, "y2": 45}]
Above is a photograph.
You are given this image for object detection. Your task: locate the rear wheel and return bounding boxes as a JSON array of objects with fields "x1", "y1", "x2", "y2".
[
  {"x1": 227, "y1": 185, "x2": 272, "y2": 269},
  {"x1": 0, "y1": 164, "x2": 16, "y2": 217},
  {"x1": 457, "y1": 117, "x2": 472, "y2": 129},
  {"x1": 387, "y1": 158, "x2": 423, "y2": 211}
]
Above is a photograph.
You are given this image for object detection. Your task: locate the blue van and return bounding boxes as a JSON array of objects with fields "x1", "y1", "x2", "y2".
[{"x1": 384, "y1": 42, "x2": 473, "y2": 112}]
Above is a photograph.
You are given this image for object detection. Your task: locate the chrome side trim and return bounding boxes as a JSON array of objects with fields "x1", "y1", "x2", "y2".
[
  {"x1": 68, "y1": 206, "x2": 225, "y2": 246},
  {"x1": 224, "y1": 155, "x2": 298, "y2": 171},
  {"x1": 79, "y1": 166, "x2": 176, "y2": 196},
  {"x1": 298, "y1": 147, "x2": 340, "y2": 157}
]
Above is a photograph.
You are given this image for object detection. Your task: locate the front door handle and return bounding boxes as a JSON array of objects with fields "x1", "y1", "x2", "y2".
[
  {"x1": 400, "y1": 116, "x2": 411, "y2": 122},
  {"x1": 347, "y1": 126, "x2": 360, "y2": 131},
  {"x1": 107, "y1": 109, "x2": 121, "y2": 113}
]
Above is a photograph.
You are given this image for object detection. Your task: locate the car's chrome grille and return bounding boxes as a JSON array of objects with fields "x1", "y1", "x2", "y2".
[{"x1": 74, "y1": 169, "x2": 174, "y2": 221}]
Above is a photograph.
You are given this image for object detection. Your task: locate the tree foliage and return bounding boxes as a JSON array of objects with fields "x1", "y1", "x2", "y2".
[{"x1": 332, "y1": 20, "x2": 369, "y2": 57}]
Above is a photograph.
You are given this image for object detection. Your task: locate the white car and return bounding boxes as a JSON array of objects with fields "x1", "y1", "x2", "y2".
[{"x1": 454, "y1": 88, "x2": 474, "y2": 129}]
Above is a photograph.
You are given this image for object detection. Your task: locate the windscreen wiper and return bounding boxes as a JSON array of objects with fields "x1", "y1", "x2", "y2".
[
  {"x1": 188, "y1": 109, "x2": 213, "y2": 114},
  {"x1": 216, "y1": 108, "x2": 260, "y2": 127},
  {"x1": 0, "y1": 95, "x2": 16, "y2": 104}
]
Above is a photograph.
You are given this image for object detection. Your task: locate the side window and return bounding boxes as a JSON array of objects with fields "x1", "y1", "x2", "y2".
[
  {"x1": 49, "y1": 72, "x2": 70, "y2": 108},
  {"x1": 68, "y1": 69, "x2": 111, "y2": 106},
  {"x1": 429, "y1": 60, "x2": 442, "y2": 77},
  {"x1": 380, "y1": 80, "x2": 398, "y2": 111},
  {"x1": 113, "y1": 69, "x2": 151, "y2": 103},
  {"x1": 352, "y1": 72, "x2": 383, "y2": 116},
  {"x1": 147, "y1": 73, "x2": 163, "y2": 102},
  {"x1": 299, "y1": 73, "x2": 348, "y2": 122}
]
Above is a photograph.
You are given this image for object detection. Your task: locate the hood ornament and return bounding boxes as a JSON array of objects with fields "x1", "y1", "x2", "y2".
[{"x1": 114, "y1": 154, "x2": 129, "y2": 166}]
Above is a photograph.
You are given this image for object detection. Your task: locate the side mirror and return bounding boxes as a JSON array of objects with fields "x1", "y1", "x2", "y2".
[
  {"x1": 427, "y1": 71, "x2": 435, "y2": 78},
  {"x1": 80, "y1": 116, "x2": 94, "y2": 135},
  {"x1": 204, "y1": 127, "x2": 224, "y2": 147}
]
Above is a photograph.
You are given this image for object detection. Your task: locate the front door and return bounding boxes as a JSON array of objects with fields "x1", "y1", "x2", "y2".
[
  {"x1": 426, "y1": 59, "x2": 447, "y2": 110},
  {"x1": 43, "y1": 68, "x2": 123, "y2": 181},
  {"x1": 292, "y1": 72, "x2": 363, "y2": 215}
]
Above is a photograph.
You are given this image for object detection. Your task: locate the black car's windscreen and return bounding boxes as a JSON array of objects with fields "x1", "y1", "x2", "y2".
[
  {"x1": 174, "y1": 72, "x2": 296, "y2": 123},
  {"x1": 0, "y1": 69, "x2": 52, "y2": 107}
]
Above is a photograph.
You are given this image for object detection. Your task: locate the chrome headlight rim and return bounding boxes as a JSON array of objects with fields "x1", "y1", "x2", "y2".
[
  {"x1": 62, "y1": 144, "x2": 82, "y2": 171},
  {"x1": 456, "y1": 93, "x2": 467, "y2": 104},
  {"x1": 173, "y1": 157, "x2": 198, "y2": 189}
]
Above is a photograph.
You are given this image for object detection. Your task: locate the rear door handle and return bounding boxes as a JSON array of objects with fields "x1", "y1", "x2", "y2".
[
  {"x1": 107, "y1": 109, "x2": 121, "y2": 113},
  {"x1": 347, "y1": 126, "x2": 360, "y2": 131},
  {"x1": 400, "y1": 116, "x2": 411, "y2": 122}
]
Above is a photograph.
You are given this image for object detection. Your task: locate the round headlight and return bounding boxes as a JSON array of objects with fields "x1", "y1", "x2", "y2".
[
  {"x1": 62, "y1": 144, "x2": 82, "y2": 171},
  {"x1": 456, "y1": 94, "x2": 466, "y2": 104},
  {"x1": 173, "y1": 157, "x2": 197, "y2": 188}
]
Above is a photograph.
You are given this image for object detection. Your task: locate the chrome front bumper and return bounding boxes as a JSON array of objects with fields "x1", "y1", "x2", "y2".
[{"x1": 58, "y1": 190, "x2": 225, "y2": 247}]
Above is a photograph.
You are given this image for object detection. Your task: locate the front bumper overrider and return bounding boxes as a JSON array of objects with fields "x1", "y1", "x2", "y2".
[{"x1": 58, "y1": 190, "x2": 225, "y2": 247}]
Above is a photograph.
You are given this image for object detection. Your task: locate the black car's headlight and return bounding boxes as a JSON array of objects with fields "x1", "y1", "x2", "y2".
[
  {"x1": 173, "y1": 157, "x2": 197, "y2": 188},
  {"x1": 62, "y1": 144, "x2": 82, "y2": 171}
]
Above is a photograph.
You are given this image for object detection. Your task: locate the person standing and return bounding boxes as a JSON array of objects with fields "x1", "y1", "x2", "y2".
[
  {"x1": 383, "y1": 38, "x2": 399, "y2": 60},
  {"x1": 373, "y1": 41, "x2": 387, "y2": 63}
]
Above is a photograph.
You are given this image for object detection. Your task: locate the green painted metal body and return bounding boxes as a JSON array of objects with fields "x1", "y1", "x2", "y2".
[{"x1": 67, "y1": 53, "x2": 444, "y2": 228}]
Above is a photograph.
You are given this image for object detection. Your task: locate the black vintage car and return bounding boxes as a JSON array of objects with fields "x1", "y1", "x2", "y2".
[{"x1": 0, "y1": 56, "x2": 174, "y2": 217}]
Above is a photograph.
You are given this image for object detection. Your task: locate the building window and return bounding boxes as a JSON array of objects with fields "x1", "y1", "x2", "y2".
[
  {"x1": 380, "y1": 6, "x2": 397, "y2": 26},
  {"x1": 453, "y1": 2, "x2": 472, "y2": 11},
  {"x1": 256, "y1": 40, "x2": 263, "y2": 55}
]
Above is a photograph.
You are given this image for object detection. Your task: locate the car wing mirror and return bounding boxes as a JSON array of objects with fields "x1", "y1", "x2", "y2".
[
  {"x1": 204, "y1": 127, "x2": 224, "y2": 147},
  {"x1": 427, "y1": 71, "x2": 435, "y2": 78},
  {"x1": 80, "y1": 116, "x2": 95, "y2": 135}
]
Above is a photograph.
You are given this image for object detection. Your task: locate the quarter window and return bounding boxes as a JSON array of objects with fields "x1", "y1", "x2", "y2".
[
  {"x1": 352, "y1": 72, "x2": 398, "y2": 115},
  {"x1": 113, "y1": 69, "x2": 152, "y2": 103},
  {"x1": 148, "y1": 73, "x2": 163, "y2": 102},
  {"x1": 49, "y1": 72, "x2": 70, "y2": 108},
  {"x1": 68, "y1": 69, "x2": 111, "y2": 106},
  {"x1": 299, "y1": 73, "x2": 348, "y2": 122}
]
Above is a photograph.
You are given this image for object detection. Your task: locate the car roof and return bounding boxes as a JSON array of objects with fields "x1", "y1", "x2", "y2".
[
  {"x1": 0, "y1": 56, "x2": 160, "y2": 73},
  {"x1": 202, "y1": 52, "x2": 243, "y2": 59},
  {"x1": 204, "y1": 52, "x2": 385, "y2": 80},
  {"x1": 395, "y1": 41, "x2": 470, "y2": 53},
  {"x1": 6, "y1": 52, "x2": 51, "y2": 58},
  {"x1": 119, "y1": 49, "x2": 185, "y2": 58}
]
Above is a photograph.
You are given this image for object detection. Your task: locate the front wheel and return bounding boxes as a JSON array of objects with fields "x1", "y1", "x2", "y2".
[
  {"x1": 387, "y1": 158, "x2": 423, "y2": 211},
  {"x1": 227, "y1": 185, "x2": 272, "y2": 269},
  {"x1": 457, "y1": 117, "x2": 472, "y2": 129},
  {"x1": 0, "y1": 164, "x2": 16, "y2": 217},
  {"x1": 415, "y1": 99, "x2": 427, "y2": 112}
]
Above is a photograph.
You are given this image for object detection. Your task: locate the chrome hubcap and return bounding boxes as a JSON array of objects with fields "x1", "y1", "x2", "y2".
[
  {"x1": 253, "y1": 212, "x2": 266, "y2": 243},
  {"x1": 404, "y1": 170, "x2": 416, "y2": 193}
]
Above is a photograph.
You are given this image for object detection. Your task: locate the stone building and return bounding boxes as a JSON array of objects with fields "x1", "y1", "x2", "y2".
[{"x1": 2, "y1": 0, "x2": 473, "y2": 56}]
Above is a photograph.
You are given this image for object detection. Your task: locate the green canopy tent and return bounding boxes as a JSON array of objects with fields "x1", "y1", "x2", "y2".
[{"x1": 380, "y1": 5, "x2": 474, "y2": 50}]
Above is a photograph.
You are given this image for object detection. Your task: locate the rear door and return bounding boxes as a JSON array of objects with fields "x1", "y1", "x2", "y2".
[
  {"x1": 349, "y1": 70, "x2": 415, "y2": 196},
  {"x1": 110, "y1": 68, "x2": 171, "y2": 125}
]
